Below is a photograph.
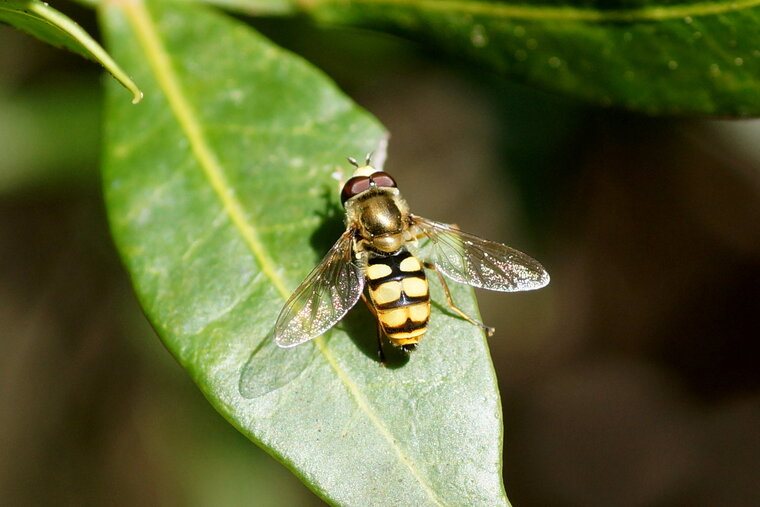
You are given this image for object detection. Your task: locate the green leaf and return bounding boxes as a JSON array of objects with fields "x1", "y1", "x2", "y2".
[
  {"x1": 100, "y1": 1, "x2": 507, "y2": 505},
  {"x1": 293, "y1": 0, "x2": 760, "y2": 116},
  {"x1": 202, "y1": 0, "x2": 297, "y2": 15},
  {"x1": 0, "y1": 0, "x2": 142, "y2": 103}
]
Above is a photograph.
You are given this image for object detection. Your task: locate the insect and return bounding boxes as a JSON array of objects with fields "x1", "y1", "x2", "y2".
[{"x1": 273, "y1": 156, "x2": 549, "y2": 359}]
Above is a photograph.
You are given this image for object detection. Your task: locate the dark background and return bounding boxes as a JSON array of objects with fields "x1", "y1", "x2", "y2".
[{"x1": 1, "y1": 5, "x2": 758, "y2": 506}]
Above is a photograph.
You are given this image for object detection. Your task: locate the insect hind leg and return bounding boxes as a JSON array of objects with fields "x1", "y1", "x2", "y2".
[
  {"x1": 424, "y1": 262, "x2": 496, "y2": 337},
  {"x1": 361, "y1": 292, "x2": 387, "y2": 364}
]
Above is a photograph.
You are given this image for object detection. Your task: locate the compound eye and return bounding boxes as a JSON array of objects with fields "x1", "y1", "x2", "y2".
[
  {"x1": 341, "y1": 176, "x2": 371, "y2": 204},
  {"x1": 370, "y1": 172, "x2": 396, "y2": 188}
]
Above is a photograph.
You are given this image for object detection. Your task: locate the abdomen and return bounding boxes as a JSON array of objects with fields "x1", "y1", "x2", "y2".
[{"x1": 366, "y1": 249, "x2": 430, "y2": 347}]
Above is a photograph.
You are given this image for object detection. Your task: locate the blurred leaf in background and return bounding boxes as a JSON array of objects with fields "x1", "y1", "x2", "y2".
[
  {"x1": 1, "y1": 0, "x2": 759, "y2": 505},
  {"x1": 218, "y1": 0, "x2": 760, "y2": 116},
  {"x1": 0, "y1": 78, "x2": 101, "y2": 193}
]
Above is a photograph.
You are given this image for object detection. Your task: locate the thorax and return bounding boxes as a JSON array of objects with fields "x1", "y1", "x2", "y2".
[{"x1": 345, "y1": 187, "x2": 412, "y2": 253}]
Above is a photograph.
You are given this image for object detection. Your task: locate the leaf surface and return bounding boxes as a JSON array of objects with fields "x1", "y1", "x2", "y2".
[
  {"x1": 100, "y1": 1, "x2": 507, "y2": 505},
  {"x1": 0, "y1": 0, "x2": 142, "y2": 102},
  {"x1": 294, "y1": 0, "x2": 760, "y2": 116}
]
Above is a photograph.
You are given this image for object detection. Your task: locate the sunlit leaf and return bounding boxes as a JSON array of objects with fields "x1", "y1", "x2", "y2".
[
  {"x1": 0, "y1": 0, "x2": 142, "y2": 102},
  {"x1": 100, "y1": 0, "x2": 508, "y2": 504}
]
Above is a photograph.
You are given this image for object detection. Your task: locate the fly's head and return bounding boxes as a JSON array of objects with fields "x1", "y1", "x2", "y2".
[{"x1": 341, "y1": 160, "x2": 409, "y2": 253}]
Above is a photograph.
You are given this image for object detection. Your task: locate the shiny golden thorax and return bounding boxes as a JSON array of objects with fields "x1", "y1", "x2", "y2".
[{"x1": 342, "y1": 165, "x2": 413, "y2": 254}]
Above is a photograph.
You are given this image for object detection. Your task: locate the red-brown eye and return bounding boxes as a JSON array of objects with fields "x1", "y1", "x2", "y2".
[
  {"x1": 370, "y1": 172, "x2": 396, "y2": 188},
  {"x1": 341, "y1": 176, "x2": 371, "y2": 204}
]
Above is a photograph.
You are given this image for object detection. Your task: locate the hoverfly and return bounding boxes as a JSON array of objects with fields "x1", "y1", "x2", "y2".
[{"x1": 273, "y1": 156, "x2": 549, "y2": 359}]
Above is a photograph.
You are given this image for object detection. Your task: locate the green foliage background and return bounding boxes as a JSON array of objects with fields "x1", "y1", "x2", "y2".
[{"x1": 1, "y1": 0, "x2": 759, "y2": 506}]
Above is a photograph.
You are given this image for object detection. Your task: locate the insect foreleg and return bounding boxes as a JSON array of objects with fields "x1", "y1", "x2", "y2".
[{"x1": 424, "y1": 262, "x2": 496, "y2": 337}]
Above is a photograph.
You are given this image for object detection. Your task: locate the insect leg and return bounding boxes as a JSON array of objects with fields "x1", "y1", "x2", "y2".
[
  {"x1": 361, "y1": 292, "x2": 387, "y2": 364},
  {"x1": 424, "y1": 262, "x2": 496, "y2": 337},
  {"x1": 375, "y1": 321, "x2": 387, "y2": 364}
]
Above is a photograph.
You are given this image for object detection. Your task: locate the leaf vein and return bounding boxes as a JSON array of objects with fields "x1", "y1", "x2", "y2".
[
  {"x1": 180, "y1": 208, "x2": 228, "y2": 261},
  {"x1": 314, "y1": 0, "x2": 760, "y2": 22},
  {"x1": 120, "y1": 1, "x2": 443, "y2": 503}
]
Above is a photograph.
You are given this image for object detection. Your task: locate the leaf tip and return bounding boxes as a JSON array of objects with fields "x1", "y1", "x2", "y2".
[{"x1": 131, "y1": 89, "x2": 144, "y2": 104}]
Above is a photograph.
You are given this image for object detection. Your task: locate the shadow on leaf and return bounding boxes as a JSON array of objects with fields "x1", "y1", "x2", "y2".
[{"x1": 338, "y1": 305, "x2": 410, "y2": 368}]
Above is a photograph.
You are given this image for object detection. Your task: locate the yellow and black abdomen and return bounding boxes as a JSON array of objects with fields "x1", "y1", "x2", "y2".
[{"x1": 366, "y1": 249, "x2": 430, "y2": 349}]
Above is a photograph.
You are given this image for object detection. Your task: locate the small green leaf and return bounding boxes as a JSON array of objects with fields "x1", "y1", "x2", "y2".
[
  {"x1": 100, "y1": 0, "x2": 507, "y2": 505},
  {"x1": 296, "y1": 0, "x2": 760, "y2": 116},
  {"x1": 0, "y1": 0, "x2": 142, "y2": 103}
]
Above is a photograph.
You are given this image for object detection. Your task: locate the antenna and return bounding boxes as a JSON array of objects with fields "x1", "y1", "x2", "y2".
[
  {"x1": 365, "y1": 152, "x2": 373, "y2": 165},
  {"x1": 347, "y1": 157, "x2": 359, "y2": 168}
]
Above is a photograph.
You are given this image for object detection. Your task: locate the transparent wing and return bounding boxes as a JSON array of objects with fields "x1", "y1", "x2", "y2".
[
  {"x1": 274, "y1": 230, "x2": 364, "y2": 348},
  {"x1": 412, "y1": 215, "x2": 550, "y2": 292},
  {"x1": 239, "y1": 331, "x2": 317, "y2": 398}
]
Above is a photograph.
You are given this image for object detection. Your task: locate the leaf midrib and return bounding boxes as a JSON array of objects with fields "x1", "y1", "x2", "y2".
[
  {"x1": 304, "y1": 0, "x2": 760, "y2": 21},
  {"x1": 115, "y1": 1, "x2": 444, "y2": 504}
]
